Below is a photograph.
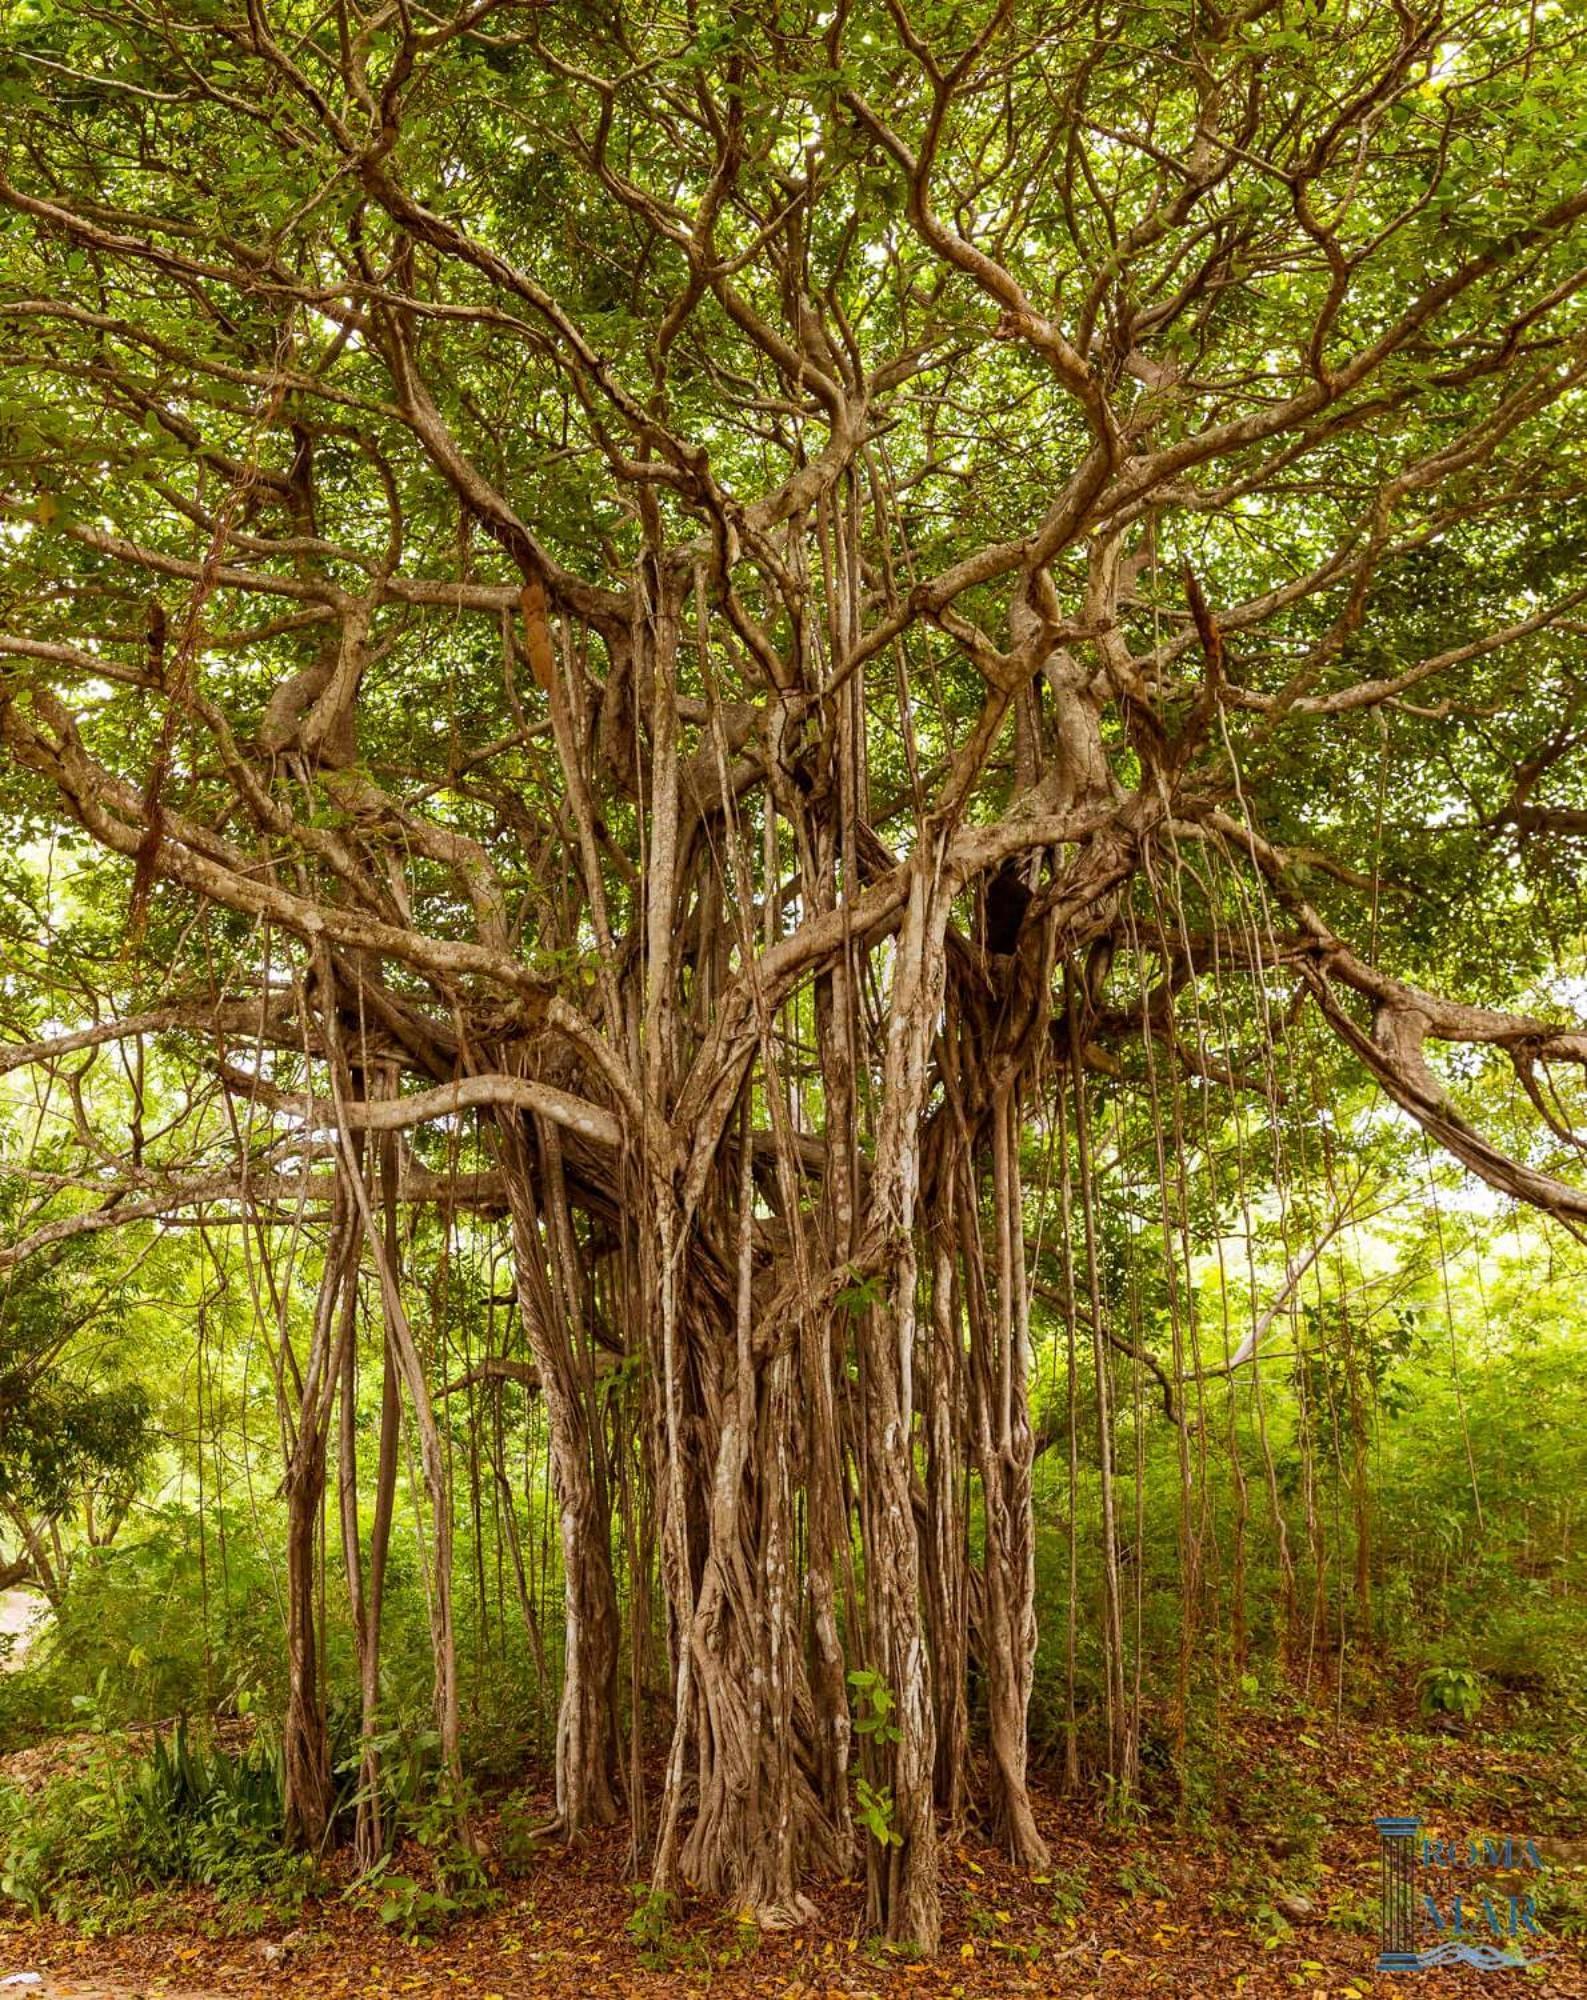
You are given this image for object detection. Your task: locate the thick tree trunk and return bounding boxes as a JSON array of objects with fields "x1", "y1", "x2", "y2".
[
  {"x1": 649, "y1": 1155, "x2": 840, "y2": 1920},
  {"x1": 678, "y1": 1337, "x2": 837, "y2": 1914},
  {"x1": 857, "y1": 851, "x2": 950, "y2": 1952},
  {"x1": 670, "y1": 1356, "x2": 824, "y2": 1919},
  {"x1": 859, "y1": 1286, "x2": 939, "y2": 1950}
]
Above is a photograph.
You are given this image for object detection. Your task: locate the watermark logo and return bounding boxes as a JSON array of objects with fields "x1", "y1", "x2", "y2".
[{"x1": 1375, "y1": 1816, "x2": 1546, "y2": 1970}]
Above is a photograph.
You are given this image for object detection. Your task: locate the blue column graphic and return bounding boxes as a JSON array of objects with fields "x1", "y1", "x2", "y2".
[{"x1": 1375, "y1": 1817, "x2": 1422, "y2": 1969}]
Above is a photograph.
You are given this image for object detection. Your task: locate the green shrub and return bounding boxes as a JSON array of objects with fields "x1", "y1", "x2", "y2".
[
  {"x1": 1419, "y1": 1664, "x2": 1485, "y2": 1725},
  {"x1": 625, "y1": 1883, "x2": 706, "y2": 1971},
  {"x1": 1040, "y1": 1863, "x2": 1088, "y2": 1925},
  {"x1": 0, "y1": 1722, "x2": 312, "y2": 1922}
]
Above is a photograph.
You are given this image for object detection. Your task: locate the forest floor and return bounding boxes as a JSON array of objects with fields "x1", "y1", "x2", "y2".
[{"x1": 2, "y1": 1705, "x2": 1585, "y2": 1999}]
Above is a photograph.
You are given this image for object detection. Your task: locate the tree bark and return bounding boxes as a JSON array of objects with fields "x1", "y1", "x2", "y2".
[
  {"x1": 858, "y1": 848, "x2": 950, "y2": 1952},
  {"x1": 338, "y1": 1116, "x2": 405, "y2": 1871},
  {"x1": 283, "y1": 1184, "x2": 360, "y2": 1851},
  {"x1": 499, "y1": 1117, "x2": 620, "y2": 1836},
  {"x1": 968, "y1": 1094, "x2": 1049, "y2": 1866}
]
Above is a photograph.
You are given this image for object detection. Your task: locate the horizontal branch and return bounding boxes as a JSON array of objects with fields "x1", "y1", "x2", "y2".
[{"x1": 215, "y1": 1066, "x2": 623, "y2": 1152}]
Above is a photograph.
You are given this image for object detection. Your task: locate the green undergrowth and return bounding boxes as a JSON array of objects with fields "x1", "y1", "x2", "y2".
[{"x1": 0, "y1": 1719, "x2": 312, "y2": 1932}]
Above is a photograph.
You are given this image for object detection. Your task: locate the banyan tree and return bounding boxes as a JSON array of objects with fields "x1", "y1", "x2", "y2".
[{"x1": 4, "y1": 0, "x2": 1587, "y2": 1952}]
